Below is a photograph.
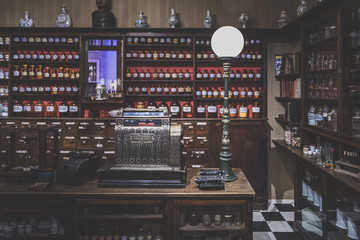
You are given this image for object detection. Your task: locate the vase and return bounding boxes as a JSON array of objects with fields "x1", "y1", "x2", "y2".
[
  {"x1": 168, "y1": 8, "x2": 178, "y2": 28},
  {"x1": 56, "y1": 5, "x2": 72, "y2": 28},
  {"x1": 297, "y1": 0, "x2": 309, "y2": 16},
  {"x1": 239, "y1": 13, "x2": 248, "y2": 28},
  {"x1": 277, "y1": 11, "x2": 289, "y2": 28},
  {"x1": 135, "y1": 11, "x2": 147, "y2": 28},
  {"x1": 20, "y1": 12, "x2": 34, "y2": 27},
  {"x1": 203, "y1": 10, "x2": 213, "y2": 28}
]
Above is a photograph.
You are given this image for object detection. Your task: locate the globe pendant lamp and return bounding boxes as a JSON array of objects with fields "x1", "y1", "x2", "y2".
[{"x1": 211, "y1": 26, "x2": 244, "y2": 182}]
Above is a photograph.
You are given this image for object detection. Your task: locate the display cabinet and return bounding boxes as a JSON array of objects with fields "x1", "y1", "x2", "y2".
[
  {"x1": 303, "y1": 14, "x2": 338, "y2": 135},
  {"x1": 341, "y1": 3, "x2": 360, "y2": 140}
]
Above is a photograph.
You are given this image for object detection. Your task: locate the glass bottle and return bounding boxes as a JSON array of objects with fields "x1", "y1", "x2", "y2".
[
  {"x1": 182, "y1": 101, "x2": 193, "y2": 118},
  {"x1": 170, "y1": 98, "x2": 181, "y2": 118},
  {"x1": 196, "y1": 102, "x2": 206, "y2": 118},
  {"x1": 136, "y1": 101, "x2": 145, "y2": 108},
  {"x1": 23, "y1": 101, "x2": 33, "y2": 117},
  {"x1": 150, "y1": 85, "x2": 156, "y2": 95},
  {"x1": 152, "y1": 70, "x2": 159, "y2": 80},
  {"x1": 13, "y1": 100, "x2": 23, "y2": 117},
  {"x1": 239, "y1": 102, "x2": 248, "y2": 118},
  {"x1": 207, "y1": 102, "x2": 218, "y2": 118},
  {"x1": 34, "y1": 100, "x2": 45, "y2": 117},
  {"x1": 308, "y1": 104, "x2": 316, "y2": 126},
  {"x1": 240, "y1": 88, "x2": 246, "y2": 98},
  {"x1": 185, "y1": 85, "x2": 192, "y2": 95},
  {"x1": 158, "y1": 101, "x2": 168, "y2": 114},
  {"x1": 147, "y1": 100, "x2": 157, "y2": 109},
  {"x1": 242, "y1": 69, "x2": 248, "y2": 81},
  {"x1": 58, "y1": 101, "x2": 69, "y2": 118},
  {"x1": 315, "y1": 106, "x2": 324, "y2": 127},
  {"x1": 164, "y1": 84, "x2": 170, "y2": 95},
  {"x1": 69, "y1": 101, "x2": 79, "y2": 117},
  {"x1": 46, "y1": 101, "x2": 57, "y2": 117},
  {"x1": 229, "y1": 103, "x2": 238, "y2": 118},
  {"x1": 252, "y1": 102, "x2": 261, "y2": 118},
  {"x1": 213, "y1": 87, "x2": 219, "y2": 98},
  {"x1": 247, "y1": 88, "x2": 253, "y2": 98},
  {"x1": 165, "y1": 69, "x2": 171, "y2": 80}
]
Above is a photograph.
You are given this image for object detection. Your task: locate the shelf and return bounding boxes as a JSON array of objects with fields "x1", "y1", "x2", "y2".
[
  {"x1": 275, "y1": 117, "x2": 300, "y2": 126},
  {"x1": 125, "y1": 43, "x2": 192, "y2": 48},
  {"x1": 275, "y1": 73, "x2": 301, "y2": 80},
  {"x1": 80, "y1": 100, "x2": 124, "y2": 104},
  {"x1": 305, "y1": 98, "x2": 337, "y2": 103},
  {"x1": 10, "y1": 79, "x2": 79, "y2": 83},
  {"x1": 327, "y1": 221, "x2": 354, "y2": 240},
  {"x1": 12, "y1": 42, "x2": 79, "y2": 48},
  {"x1": 11, "y1": 94, "x2": 78, "y2": 98},
  {"x1": 78, "y1": 213, "x2": 163, "y2": 220},
  {"x1": 275, "y1": 97, "x2": 301, "y2": 102},
  {"x1": 195, "y1": 97, "x2": 263, "y2": 101},
  {"x1": 124, "y1": 80, "x2": 193, "y2": 83},
  {"x1": 195, "y1": 80, "x2": 262, "y2": 84},
  {"x1": 125, "y1": 94, "x2": 193, "y2": 97},
  {"x1": 179, "y1": 223, "x2": 244, "y2": 237},
  {"x1": 124, "y1": 59, "x2": 193, "y2": 63},
  {"x1": 11, "y1": 61, "x2": 80, "y2": 66},
  {"x1": 2, "y1": 235, "x2": 65, "y2": 240},
  {"x1": 307, "y1": 69, "x2": 337, "y2": 74}
]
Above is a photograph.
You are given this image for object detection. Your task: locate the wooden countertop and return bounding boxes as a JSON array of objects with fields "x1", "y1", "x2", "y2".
[
  {"x1": 0, "y1": 168, "x2": 255, "y2": 199},
  {"x1": 273, "y1": 140, "x2": 360, "y2": 194}
]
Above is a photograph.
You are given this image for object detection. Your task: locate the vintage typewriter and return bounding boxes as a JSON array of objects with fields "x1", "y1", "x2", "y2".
[{"x1": 97, "y1": 108, "x2": 186, "y2": 188}]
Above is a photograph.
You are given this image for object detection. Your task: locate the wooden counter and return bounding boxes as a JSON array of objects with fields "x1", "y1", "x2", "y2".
[{"x1": 0, "y1": 168, "x2": 255, "y2": 240}]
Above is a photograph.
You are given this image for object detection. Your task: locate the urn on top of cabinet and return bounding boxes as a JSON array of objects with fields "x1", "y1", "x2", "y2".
[
  {"x1": 203, "y1": 10, "x2": 213, "y2": 28},
  {"x1": 20, "y1": 12, "x2": 34, "y2": 27},
  {"x1": 277, "y1": 11, "x2": 289, "y2": 28},
  {"x1": 135, "y1": 12, "x2": 147, "y2": 28},
  {"x1": 56, "y1": 5, "x2": 72, "y2": 27},
  {"x1": 168, "y1": 8, "x2": 178, "y2": 28},
  {"x1": 297, "y1": 0, "x2": 309, "y2": 16},
  {"x1": 239, "y1": 13, "x2": 248, "y2": 28}
]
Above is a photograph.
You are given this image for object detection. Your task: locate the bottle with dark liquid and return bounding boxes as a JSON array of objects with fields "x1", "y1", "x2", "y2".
[
  {"x1": 158, "y1": 101, "x2": 168, "y2": 114},
  {"x1": 207, "y1": 102, "x2": 218, "y2": 118},
  {"x1": 69, "y1": 101, "x2": 79, "y2": 117},
  {"x1": 196, "y1": 102, "x2": 206, "y2": 118},
  {"x1": 58, "y1": 101, "x2": 69, "y2": 118},
  {"x1": 170, "y1": 98, "x2": 181, "y2": 118},
  {"x1": 147, "y1": 100, "x2": 157, "y2": 110},
  {"x1": 46, "y1": 101, "x2": 57, "y2": 117},
  {"x1": 182, "y1": 101, "x2": 193, "y2": 118},
  {"x1": 23, "y1": 101, "x2": 33, "y2": 117},
  {"x1": 34, "y1": 100, "x2": 45, "y2": 117},
  {"x1": 252, "y1": 102, "x2": 261, "y2": 118}
]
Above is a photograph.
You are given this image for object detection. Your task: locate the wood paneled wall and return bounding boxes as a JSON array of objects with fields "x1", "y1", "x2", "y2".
[{"x1": 0, "y1": 0, "x2": 304, "y2": 28}]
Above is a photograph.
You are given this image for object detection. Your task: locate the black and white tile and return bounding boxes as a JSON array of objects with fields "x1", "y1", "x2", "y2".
[{"x1": 253, "y1": 201, "x2": 303, "y2": 240}]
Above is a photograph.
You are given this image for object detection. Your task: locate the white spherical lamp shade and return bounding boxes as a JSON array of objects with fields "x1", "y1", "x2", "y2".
[{"x1": 211, "y1": 26, "x2": 244, "y2": 58}]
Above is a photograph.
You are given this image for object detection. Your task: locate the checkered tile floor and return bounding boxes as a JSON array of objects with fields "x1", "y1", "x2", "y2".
[{"x1": 253, "y1": 202, "x2": 303, "y2": 240}]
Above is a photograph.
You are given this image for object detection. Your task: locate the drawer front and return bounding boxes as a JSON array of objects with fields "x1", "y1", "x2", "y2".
[
  {"x1": 195, "y1": 122, "x2": 209, "y2": 134},
  {"x1": 91, "y1": 122, "x2": 107, "y2": 134},
  {"x1": 186, "y1": 149, "x2": 210, "y2": 163},
  {"x1": 107, "y1": 122, "x2": 116, "y2": 136},
  {"x1": 182, "y1": 136, "x2": 194, "y2": 149},
  {"x1": 182, "y1": 122, "x2": 195, "y2": 135},
  {"x1": 78, "y1": 121, "x2": 91, "y2": 134},
  {"x1": 104, "y1": 136, "x2": 115, "y2": 150},
  {"x1": 92, "y1": 136, "x2": 105, "y2": 149},
  {"x1": 62, "y1": 121, "x2": 78, "y2": 135},
  {"x1": 194, "y1": 136, "x2": 209, "y2": 148},
  {"x1": 78, "y1": 136, "x2": 91, "y2": 150},
  {"x1": 63, "y1": 136, "x2": 77, "y2": 149}
]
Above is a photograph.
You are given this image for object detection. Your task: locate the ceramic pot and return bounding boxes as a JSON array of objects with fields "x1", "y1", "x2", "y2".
[
  {"x1": 203, "y1": 10, "x2": 213, "y2": 28},
  {"x1": 135, "y1": 11, "x2": 147, "y2": 28},
  {"x1": 297, "y1": 0, "x2": 309, "y2": 16},
  {"x1": 20, "y1": 12, "x2": 34, "y2": 27},
  {"x1": 56, "y1": 5, "x2": 71, "y2": 27},
  {"x1": 168, "y1": 8, "x2": 178, "y2": 28},
  {"x1": 277, "y1": 11, "x2": 289, "y2": 28},
  {"x1": 239, "y1": 13, "x2": 248, "y2": 28}
]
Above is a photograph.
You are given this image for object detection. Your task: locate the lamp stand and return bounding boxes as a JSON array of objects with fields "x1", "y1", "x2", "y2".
[{"x1": 220, "y1": 57, "x2": 237, "y2": 182}]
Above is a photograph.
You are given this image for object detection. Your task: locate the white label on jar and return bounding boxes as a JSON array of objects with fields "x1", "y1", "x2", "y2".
[
  {"x1": 12, "y1": 86, "x2": 18, "y2": 91},
  {"x1": 34, "y1": 106, "x2": 42, "y2": 112},
  {"x1": 69, "y1": 106, "x2": 78, "y2": 112},
  {"x1": 47, "y1": 106, "x2": 55, "y2": 112},
  {"x1": 230, "y1": 108, "x2": 237, "y2": 114},
  {"x1": 157, "y1": 87, "x2": 162, "y2": 92},
  {"x1": 322, "y1": 113, "x2": 328, "y2": 118},
  {"x1": 59, "y1": 106, "x2": 68, "y2": 112},
  {"x1": 183, "y1": 106, "x2": 192, "y2": 112},
  {"x1": 252, "y1": 107, "x2": 260, "y2": 113},
  {"x1": 148, "y1": 106, "x2": 156, "y2": 109},
  {"x1": 58, "y1": 73, "x2": 64, "y2": 78},
  {"x1": 315, "y1": 114, "x2": 323, "y2": 121},
  {"x1": 207, "y1": 91, "x2": 212, "y2": 96},
  {"x1": 26, "y1": 87, "x2": 31, "y2": 92},
  {"x1": 203, "y1": 73, "x2": 209, "y2": 78},
  {"x1": 197, "y1": 107, "x2": 205, "y2": 113},
  {"x1": 256, "y1": 73, "x2": 261, "y2": 78},
  {"x1": 208, "y1": 106, "x2": 217, "y2": 113},
  {"x1": 23, "y1": 106, "x2": 31, "y2": 112},
  {"x1": 248, "y1": 91, "x2": 253, "y2": 96},
  {"x1": 240, "y1": 107, "x2": 248, "y2": 113},
  {"x1": 45, "y1": 86, "x2": 51, "y2": 92},
  {"x1": 309, "y1": 119, "x2": 316, "y2": 126},
  {"x1": 14, "y1": 71, "x2": 20, "y2": 77},
  {"x1": 170, "y1": 106, "x2": 180, "y2": 113}
]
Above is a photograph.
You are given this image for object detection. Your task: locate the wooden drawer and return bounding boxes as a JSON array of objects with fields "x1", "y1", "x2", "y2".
[
  {"x1": 194, "y1": 136, "x2": 209, "y2": 148},
  {"x1": 107, "y1": 122, "x2": 116, "y2": 136},
  {"x1": 63, "y1": 136, "x2": 77, "y2": 149},
  {"x1": 182, "y1": 136, "x2": 194, "y2": 149},
  {"x1": 61, "y1": 121, "x2": 78, "y2": 135},
  {"x1": 78, "y1": 136, "x2": 91, "y2": 150},
  {"x1": 195, "y1": 122, "x2": 209, "y2": 134},
  {"x1": 91, "y1": 122, "x2": 107, "y2": 134},
  {"x1": 78, "y1": 121, "x2": 91, "y2": 134},
  {"x1": 92, "y1": 136, "x2": 105, "y2": 149},
  {"x1": 104, "y1": 136, "x2": 115, "y2": 150},
  {"x1": 185, "y1": 149, "x2": 210, "y2": 163},
  {"x1": 182, "y1": 122, "x2": 195, "y2": 135}
]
